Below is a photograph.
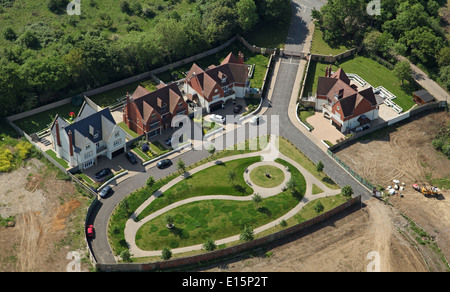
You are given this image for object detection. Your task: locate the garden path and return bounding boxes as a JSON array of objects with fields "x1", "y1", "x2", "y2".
[{"x1": 124, "y1": 137, "x2": 341, "y2": 258}]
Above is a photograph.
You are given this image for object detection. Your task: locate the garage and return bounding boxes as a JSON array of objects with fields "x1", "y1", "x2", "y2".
[
  {"x1": 112, "y1": 147, "x2": 124, "y2": 158},
  {"x1": 209, "y1": 101, "x2": 224, "y2": 112}
]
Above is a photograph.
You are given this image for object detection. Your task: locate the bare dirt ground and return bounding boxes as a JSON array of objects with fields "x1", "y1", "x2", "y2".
[
  {"x1": 199, "y1": 111, "x2": 450, "y2": 272},
  {"x1": 0, "y1": 158, "x2": 91, "y2": 272},
  {"x1": 199, "y1": 199, "x2": 428, "y2": 272},
  {"x1": 332, "y1": 110, "x2": 450, "y2": 270}
]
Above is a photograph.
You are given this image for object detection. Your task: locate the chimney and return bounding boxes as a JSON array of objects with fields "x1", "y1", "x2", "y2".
[
  {"x1": 55, "y1": 120, "x2": 61, "y2": 147},
  {"x1": 338, "y1": 89, "x2": 344, "y2": 99},
  {"x1": 238, "y1": 51, "x2": 244, "y2": 64},
  {"x1": 68, "y1": 130, "x2": 74, "y2": 157}
]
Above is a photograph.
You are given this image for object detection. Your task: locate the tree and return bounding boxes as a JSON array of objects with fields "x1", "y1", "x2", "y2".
[
  {"x1": 285, "y1": 177, "x2": 297, "y2": 194},
  {"x1": 240, "y1": 225, "x2": 254, "y2": 242},
  {"x1": 3, "y1": 27, "x2": 16, "y2": 41},
  {"x1": 146, "y1": 176, "x2": 155, "y2": 188},
  {"x1": 164, "y1": 215, "x2": 175, "y2": 229},
  {"x1": 227, "y1": 170, "x2": 237, "y2": 184},
  {"x1": 363, "y1": 30, "x2": 383, "y2": 55},
  {"x1": 311, "y1": 0, "x2": 368, "y2": 46},
  {"x1": 161, "y1": 247, "x2": 172, "y2": 260},
  {"x1": 255, "y1": 0, "x2": 291, "y2": 24},
  {"x1": 203, "y1": 238, "x2": 217, "y2": 251},
  {"x1": 404, "y1": 26, "x2": 444, "y2": 65},
  {"x1": 316, "y1": 161, "x2": 324, "y2": 172},
  {"x1": 314, "y1": 201, "x2": 324, "y2": 214},
  {"x1": 19, "y1": 30, "x2": 40, "y2": 49},
  {"x1": 120, "y1": 250, "x2": 132, "y2": 263},
  {"x1": 437, "y1": 47, "x2": 450, "y2": 68},
  {"x1": 236, "y1": 0, "x2": 259, "y2": 32},
  {"x1": 341, "y1": 185, "x2": 354, "y2": 198},
  {"x1": 177, "y1": 159, "x2": 186, "y2": 173},
  {"x1": 252, "y1": 193, "x2": 263, "y2": 208},
  {"x1": 393, "y1": 60, "x2": 412, "y2": 85},
  {"x1": 439, "y1": 65, "x2": 450, "y2": 91}
]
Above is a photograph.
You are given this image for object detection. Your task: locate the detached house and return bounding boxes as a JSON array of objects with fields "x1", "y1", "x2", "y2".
[
  {"x1": 123, "y1": 82, "x2": 189, "y2": 139},
  {"x1": 50, "y1": 102, "x2": 127, "y2": 170},
  {"x1": 184, "y1": 52, "x2": 250, "y2": 113},
  {"x1": 317, "y1": 66, "x2": 379, "y2": 133}
]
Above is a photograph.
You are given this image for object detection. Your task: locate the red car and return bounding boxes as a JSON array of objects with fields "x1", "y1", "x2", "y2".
[{"x1": 87, "y1": 225, "x2": 94, "y2": 238}]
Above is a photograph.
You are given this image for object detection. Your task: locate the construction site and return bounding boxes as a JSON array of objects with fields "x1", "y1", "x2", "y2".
[{"x1": 331, "y1": 110, "x2": 450, "y2": 269}]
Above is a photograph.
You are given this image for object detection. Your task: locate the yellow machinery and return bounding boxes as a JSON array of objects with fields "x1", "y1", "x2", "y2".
[{"x1": 412, "y1": 184, "x2": 440, "y2": 196}]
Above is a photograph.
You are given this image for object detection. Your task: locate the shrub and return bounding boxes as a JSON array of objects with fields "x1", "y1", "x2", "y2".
[
  {"x1": 3, "y1": 27, "x2": 16, "y2": 41},
  {"x1": 316, "y1": 160, "x2": 324, "y2": 172},
  {"x1": 432, "y1": 138, "x2": 445, "y2": 150},
  {"x1": 161, "y1": 247, "x2": 172, "y2": 260}
]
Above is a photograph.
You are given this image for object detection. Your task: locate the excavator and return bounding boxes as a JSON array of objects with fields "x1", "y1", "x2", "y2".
[{"x1": 412, "y1": 184, "x2": 440, "y2": 196}]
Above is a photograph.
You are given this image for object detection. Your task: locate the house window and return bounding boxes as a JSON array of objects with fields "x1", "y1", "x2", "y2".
[
  {"x1": 178, "y1": 102, "x2": 183, "y2": 107},
  {"x1": 84, "y1": 159, "x2": 94, "y2": 169},
  {"x1": 115, "y1": 131, "x2": 120, "y2": 138},
  {"x1": 85, "y1": 150, "x2": 93, "y2": 160},
  {"x1": 114, "y1": 139, "x2": 122, "y2": 147},
  {"x1": 150, "y1": 121, "x2": 160, "y2": 130},
  {"x1": 151, "y1": 114, "x2": 156, "y2": 119},
  {"x1": 86, "y1": 144, "x2": 91, "y2": 150}
]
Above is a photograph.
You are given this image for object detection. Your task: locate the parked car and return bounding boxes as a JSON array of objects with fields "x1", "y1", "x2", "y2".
[
  {"x1": 157, "y1": 159, "x2": 173, "y2": 169},
  {"x1": 86, "y1": 225, "x2": 94, "y2": 238},
  {"x1": 125, "y1": 152, "x2": 137, "y2": 164},
  {"x1": 250, "y1": 115, "x2": 262, "y2": 125},
  {"x1": 233, "y1": 105, "x2": 243, "y2": 113},
  {"x1": 210, "y1": 114, "x2": 226, "y2": 124},
  {"x1": 99, "y1": 186, "x2": 113, "y2": 198},
  {"x1": 95, "y1": 168, "x2": 112, "y2": 181}
]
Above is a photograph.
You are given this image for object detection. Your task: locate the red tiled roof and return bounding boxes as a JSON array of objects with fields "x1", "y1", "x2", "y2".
[
  {"x1": 186, "y1": 52, "x2": 248, "y2": 101},
  {"x1": 317, "y1": 68, "x2": 377, "y2": 120}
]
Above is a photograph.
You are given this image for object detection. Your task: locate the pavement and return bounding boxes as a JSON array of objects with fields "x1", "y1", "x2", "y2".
[
  {"x1": 124, "y1": 140, "x2": 341, "y2": 258},
  {"x1": 396, "y1": 56, "x2": 449, "y2": 102},
  {"x1": 87, "y1": 0, "x2": 372, "y2": 264}
]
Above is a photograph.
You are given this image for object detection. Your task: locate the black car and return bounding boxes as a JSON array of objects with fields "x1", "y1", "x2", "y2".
[
  {"x1": 157, "y1": 159, "x2": 173, "y2": 169},
  {"x1": 233, "y1": 104, "x2": 243, "y2": 113},
  {"x1": 95, "y1": 168, "x2": 112, "y2": 180},
  {"x1": 125, "y1": 152, "x2": 137, "y2": 164}
]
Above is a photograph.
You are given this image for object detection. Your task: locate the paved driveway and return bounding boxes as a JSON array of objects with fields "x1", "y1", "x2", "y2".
[{"x1": 285, "y1": 0, "x2": 327, "y2": 53}]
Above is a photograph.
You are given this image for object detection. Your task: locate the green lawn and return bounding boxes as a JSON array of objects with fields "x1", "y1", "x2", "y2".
[
  {"x1": 14, "y1": 102, "x2": 81, "y2": 135},
  {"x1": 303, "y1": 56, "x2": 418, "y2": 111},
  {"x1": 118, "y1": 122, "x2": 140, "y2": 139},
  {"x1": 45, "y1": 149, "x2": 69, "y2": 169},
  {"x1": 278, "y1": 137, "x2": 340, "y2": 190},
  {"x1": 250, "y1": 165, "x2": 285, "y2": 188},
  {"x1": 135, "y1": 159, "x2": 306, "y2": 251},
  {"x1": 310, "y1": 29, "x2": 353, "y2": 56},
  {"x1": 293, "y1": 194, "x2": 348, "y2": 223},
  {"x1": 136, "y1": 156, "x2": 260, "y2": 221},
  {"x1": 156, "y1": 42, "x2": 270, "y2": 89},
  {"x1": 88, "y1": 79, "x2": 158, "y2": 108}
]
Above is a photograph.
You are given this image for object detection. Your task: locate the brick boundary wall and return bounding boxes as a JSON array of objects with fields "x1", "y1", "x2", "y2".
[{"x1": 96, "y1": 195, "x2": 361, "y2": 272}]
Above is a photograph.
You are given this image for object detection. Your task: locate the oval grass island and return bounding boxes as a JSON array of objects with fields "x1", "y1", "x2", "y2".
[{"x1": 108, "y1": 137, "x2": 344, "y2": 261}]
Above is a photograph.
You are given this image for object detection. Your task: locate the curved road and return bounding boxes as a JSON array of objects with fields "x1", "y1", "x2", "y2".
[{"x1": 87, "y1": 0, "x2": 372, "y2": 265}]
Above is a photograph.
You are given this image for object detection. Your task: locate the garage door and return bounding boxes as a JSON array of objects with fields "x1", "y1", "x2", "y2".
[
  {"x1": 209, "y1": 101, "x2": 223, "y2": 112},
  {"x1": 112, "y1": 147, "x2": 124, "y2": 158}
]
